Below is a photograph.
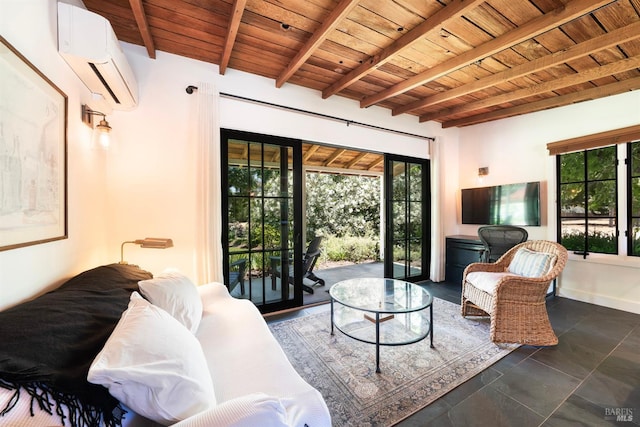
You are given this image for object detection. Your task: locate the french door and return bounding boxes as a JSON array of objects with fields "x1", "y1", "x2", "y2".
[
  {"x1": 221, "y1": 129, "x2": 303, "y2": 313},
  {"x1": 384, "y1": 155, "x2": 430, "y2": 281}
]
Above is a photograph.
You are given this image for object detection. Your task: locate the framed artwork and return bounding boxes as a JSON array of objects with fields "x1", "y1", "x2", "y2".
[{"x1": 0, "y1": 36, "x2": 68, "y2": 251}]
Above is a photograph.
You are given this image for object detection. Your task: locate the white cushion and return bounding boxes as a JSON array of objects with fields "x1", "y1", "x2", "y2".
[
  {"x1": 196, "y1": 283, "x2": 332, "y2": 427},
  {"x1": 508, "y1": 247, "x2": 554, "y2": 278},
  {"x1": 466, "y1": 272, "x2": 517, "y2": 295},
  {"x1": 88, "y1": 292, "x2": 215, "y2": 426},
  {"x1": 138, "y1": 269, "x2": 202, "y2": 333},
  {"x1": 171, "y1": 393, "x2": 288, "y2": 427}
]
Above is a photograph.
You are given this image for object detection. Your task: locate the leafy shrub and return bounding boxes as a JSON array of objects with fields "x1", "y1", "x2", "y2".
[
  {"x1": 249, "y1": 223, "x2": 280, "y2": 250},
  {"x1": 305, "y1": 173, "x2": 380, "y2": 241},
  {"x1": 561, "y1": 230, "x2": 617, "y2": 254},
  {"x1": 391, "y1": 246, "x2": 422, "y2": 264},
  {"x1": 319, "y1": 234, "x2": 379, "y2": 264}
]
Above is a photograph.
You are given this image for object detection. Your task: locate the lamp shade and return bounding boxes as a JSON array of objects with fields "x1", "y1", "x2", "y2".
[
  {"x1": 136, "y1": 238, "x2": 174, "y2": 249},
  {"x1": 120, "y1": 238, "x2": 174, "y2": 264},
  {"x1": 93, "y1": 118, "x2": 112, "y2": 149}
]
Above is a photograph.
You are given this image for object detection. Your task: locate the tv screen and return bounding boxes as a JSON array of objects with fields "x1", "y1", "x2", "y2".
[{"x1": 461, "y1": 182, "x2": 541, "y2": 226}]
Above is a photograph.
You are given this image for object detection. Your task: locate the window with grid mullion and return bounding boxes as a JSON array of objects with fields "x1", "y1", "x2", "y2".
[
  {"x1": 628, "y1": 141, "x2": 640, "y2": 256},
  {"x1": 558, "y1": 146, "x2": 618, "y2": 255}
]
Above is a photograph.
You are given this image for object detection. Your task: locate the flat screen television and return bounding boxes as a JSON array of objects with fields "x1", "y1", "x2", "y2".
[{"x1": 461, "y1": 181, "x2": 541, "y2": 226}]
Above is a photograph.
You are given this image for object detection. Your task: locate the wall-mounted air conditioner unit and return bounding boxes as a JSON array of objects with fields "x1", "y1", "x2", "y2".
[{"x1": 57, "y1": 2, "x2": 138, "y2": 110}]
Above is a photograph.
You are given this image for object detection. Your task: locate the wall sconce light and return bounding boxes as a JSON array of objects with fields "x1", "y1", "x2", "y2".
[
  {"x1": 120, "y1": 238, "x2": 174, "y2": 264},
  {"x1": 82, "y1": 104, "x2": 112, "y2": 149},
  {"x1": 478, "y1": 167, "x2": 489, "y2": 183}
]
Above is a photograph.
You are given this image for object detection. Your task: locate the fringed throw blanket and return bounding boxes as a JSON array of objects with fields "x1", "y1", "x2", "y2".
[{"x1": 0, "y1": 264, "x2": 152, "y2": 426}]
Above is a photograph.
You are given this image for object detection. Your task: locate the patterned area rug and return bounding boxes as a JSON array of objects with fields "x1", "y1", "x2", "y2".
[{"x1": 269, "y1": 298, "x2": 519, "y2": 426}]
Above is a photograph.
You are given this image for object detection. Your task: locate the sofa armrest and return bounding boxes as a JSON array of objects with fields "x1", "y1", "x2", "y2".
[
  {"x1": 170, "y1": 393, "x2": 289, "y2": 427},
  {"x1": 197, "y1": 282, "x2": 232, "y2": 301}
]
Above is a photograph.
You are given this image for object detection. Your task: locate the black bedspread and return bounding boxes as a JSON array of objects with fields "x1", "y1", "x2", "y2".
[{"x1": 0, "y1": 263, "x2": 152, "y2": 426}]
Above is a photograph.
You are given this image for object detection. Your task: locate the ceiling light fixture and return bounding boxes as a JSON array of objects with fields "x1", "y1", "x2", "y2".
[{"x1": 81, "y1": 104, "x2": 113, "y2": 149}]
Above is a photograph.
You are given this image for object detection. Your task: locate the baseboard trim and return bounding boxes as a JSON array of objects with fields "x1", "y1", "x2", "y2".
[{"x1": 558, "y1": 287, "x2": 640, "y2": 315}]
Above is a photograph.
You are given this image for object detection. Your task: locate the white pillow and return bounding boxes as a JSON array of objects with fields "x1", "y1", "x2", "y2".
[
  {"x1": 138, "y1": 269, "x2": 203, "y2": 333},
  {"x1": 171, "y1": 393, "x2": 288, "y2": 427},
  {"x1": 508, "y1": 247, "x2": 554, "y2": 278},
  {"x1": 88, "y1": 292, "x2": 215, "y2": 426}
]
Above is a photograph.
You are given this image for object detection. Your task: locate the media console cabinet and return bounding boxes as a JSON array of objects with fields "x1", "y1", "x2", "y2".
[{"x1": 445, "y1": 235, "x2": 484, "y2": 285}]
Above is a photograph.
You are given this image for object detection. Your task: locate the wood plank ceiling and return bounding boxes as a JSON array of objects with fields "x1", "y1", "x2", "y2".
[
  {"x1": 227, "y1": 140, "x2": 386, "y2": 173},
  {"x1": 82, "y1": 0, "x2": 640, "y2": 169}
]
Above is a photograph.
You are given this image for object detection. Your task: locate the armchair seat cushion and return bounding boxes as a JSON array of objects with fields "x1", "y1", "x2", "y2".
[{"x1": 466, "y1": 272, "x2": 517, "y2": 295}]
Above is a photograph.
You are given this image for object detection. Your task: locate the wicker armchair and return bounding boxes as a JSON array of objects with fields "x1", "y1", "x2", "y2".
[{"x1": 461, "y1": 240, "x2": 567, "y2": 346}]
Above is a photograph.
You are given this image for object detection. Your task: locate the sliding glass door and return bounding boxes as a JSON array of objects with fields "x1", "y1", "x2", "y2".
[
  {"x1": 221, "y1": 129, "x2": 303, "y2": 313},
  {"x1": 384, "y1": 155, "x2": 430, "y2": 281}
]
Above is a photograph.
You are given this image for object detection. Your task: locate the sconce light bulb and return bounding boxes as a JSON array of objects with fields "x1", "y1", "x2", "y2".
[
  {"x1": 97, "y1": 130, "x2": 110, "y2": 149},
  {"x1": 95, "y1": 119, "x2": 112, "y2": 149}
]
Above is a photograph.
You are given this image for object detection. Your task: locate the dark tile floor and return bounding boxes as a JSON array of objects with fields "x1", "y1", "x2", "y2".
[{"x1": 267, "y1": 281, "x2": 640, "y2": 427}]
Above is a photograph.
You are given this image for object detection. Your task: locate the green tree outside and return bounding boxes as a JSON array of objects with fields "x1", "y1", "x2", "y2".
[
  {"x1": 559, "y1": 146, "x2": 617, "y2": 254},
  {"x1": 228, "y1": 168, "x2": 381, "y2": 266}
]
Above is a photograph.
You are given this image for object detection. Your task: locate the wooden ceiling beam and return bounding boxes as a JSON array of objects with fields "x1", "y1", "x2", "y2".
[
  {"x1": 367, "y1": 157, "x2": 383, "y2": 171},
  {"x1": 276, "y1": 0, "x2": 360, "y2": 88},
  {"x1": 395, "y1": 20, "x2": 640, "y2": 116},
  {"x1": 422, "y1": 54, "x2": 640, "y2": 123},
  {"x1": 129, "y1": 0, "x2": 156, "y2": 58},
  {"x1": 393, "y1": 162, "x2": 407, "y2": 177},
  {"x1": 303, "y1": 144, "x2": 320, "y2": 162},
  {"x1": 271, "y1": 150, "x2": 280, "y2": 163},
  {"x1": 321, "y1": 0, "x2": 484, "y2": 100},
  {"x1": 219, "y1": 0, "x2": 247, "y2": 75},
  {"x1": 441, "y1": 75, "x2": 640, "y2": 128},
  {"x1": 324, "y1": 148, "x2": 347, "y2": 167},
  {"x1": 346, "y1": 152, "x2": 369, "y2": 169},
  {"x1": 361, "y1": 0, "x2": 616, "y2": 108}
]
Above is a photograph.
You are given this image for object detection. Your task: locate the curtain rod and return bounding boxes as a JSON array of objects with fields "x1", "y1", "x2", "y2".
[{"x1": 185, "y1": 85, "x2": 434, "y2": 141}]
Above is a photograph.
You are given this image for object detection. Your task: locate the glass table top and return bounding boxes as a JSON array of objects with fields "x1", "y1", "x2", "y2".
[{"x1": 329, "y1": 277, "x2": 432, "y2": 314}]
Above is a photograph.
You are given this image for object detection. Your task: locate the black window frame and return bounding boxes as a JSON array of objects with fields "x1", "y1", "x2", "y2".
[
  {"x1": 628, "y1": 140, "x2": 640, "y2": 257},
  {"x1": 221, "y1": 128, "x2": 304, "y2": 314},
  {"x1": 556, "y1": 145, "x2": 619, "y2": 257}
]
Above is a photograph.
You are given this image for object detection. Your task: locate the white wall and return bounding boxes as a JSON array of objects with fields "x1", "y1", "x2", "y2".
[
  {"x1": 0, "y1": 0, "x2": 113, "y2": 310},
  {"x1": 457, "y1": 90, "x2": 640, "y2": 314}
]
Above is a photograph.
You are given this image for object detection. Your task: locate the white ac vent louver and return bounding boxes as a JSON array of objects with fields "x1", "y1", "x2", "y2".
[{"x1": 57, "y1": 2, "x2": 138, "y2": 110}]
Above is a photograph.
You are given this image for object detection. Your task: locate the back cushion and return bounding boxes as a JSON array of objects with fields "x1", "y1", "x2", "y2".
[
  {"x1": 138, "y1": 269, "x2": 203, "y2": 334},
  {"x1": 508, "y1": 247, "x2": 554, "y2": 278}
]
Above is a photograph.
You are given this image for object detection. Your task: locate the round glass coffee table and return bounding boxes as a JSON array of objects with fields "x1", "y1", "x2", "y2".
[{"x1": 329, "y1": 277, "x2": 433, "y2": 373}]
